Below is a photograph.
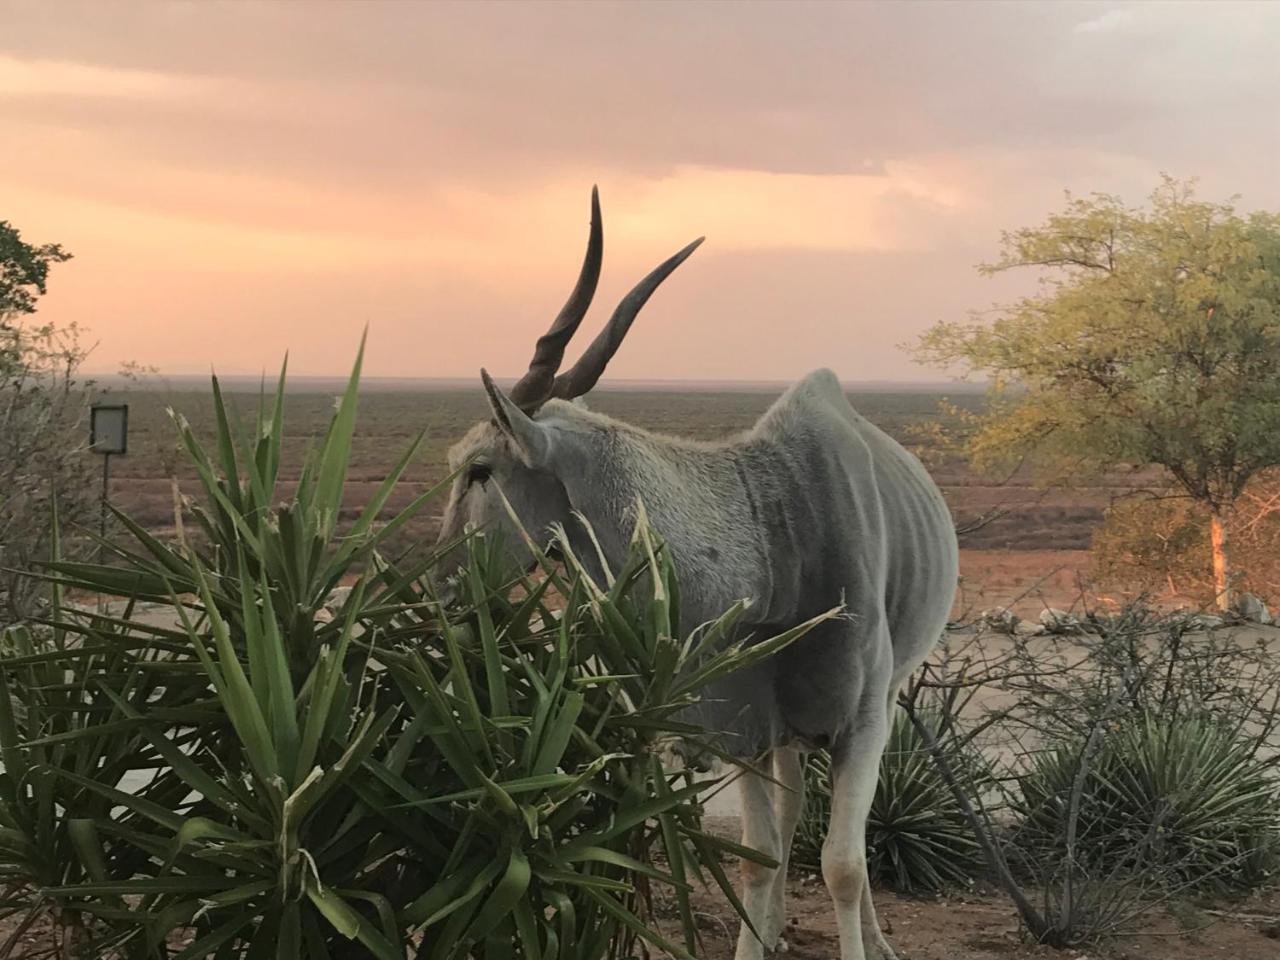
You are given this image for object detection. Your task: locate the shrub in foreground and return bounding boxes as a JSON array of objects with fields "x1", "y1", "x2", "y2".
[
  {"x1": 0, "y1": 342, "x2": 830, "y2": 959},
  {"x1": 792, "y1": 712, "x2": 983, "y2": 893},
  {"x1": 1014, "y1": 711, "x2": 1280, "y2": 892}
]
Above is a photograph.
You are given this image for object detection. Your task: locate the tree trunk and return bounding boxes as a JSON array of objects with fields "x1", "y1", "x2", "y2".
[{"x1": 1210, "y1": 510, "x2": 1232, "y2": 612}]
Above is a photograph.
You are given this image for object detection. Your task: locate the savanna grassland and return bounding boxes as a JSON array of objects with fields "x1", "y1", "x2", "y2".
[{"x1": 98, "y1": 381, "x2": 1118, "y2": 613}]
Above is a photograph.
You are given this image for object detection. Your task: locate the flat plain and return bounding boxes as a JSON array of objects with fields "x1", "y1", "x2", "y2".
[{"x1": 97, "y1": 381, "x2": 1111, "y2": 614}]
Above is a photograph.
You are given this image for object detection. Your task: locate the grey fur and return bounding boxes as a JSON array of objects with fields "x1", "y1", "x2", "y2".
[
  {"x1": 439, "y1": 367, "x2": 959, "y2": 960},
  {"x1": 439, "y1": 369, "x2": 958, "y2": 755}
]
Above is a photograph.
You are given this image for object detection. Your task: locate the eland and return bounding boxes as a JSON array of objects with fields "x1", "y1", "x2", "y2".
[{"x1": 436, "y1": 188, "x2": 959, "y2": 960}]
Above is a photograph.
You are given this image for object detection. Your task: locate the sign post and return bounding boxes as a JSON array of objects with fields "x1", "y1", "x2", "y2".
[{"x1": 89, "y1": 403, "x2": 128, "y2": 561}]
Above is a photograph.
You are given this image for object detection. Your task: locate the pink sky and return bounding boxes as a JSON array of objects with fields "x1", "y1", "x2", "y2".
[{"x1": 4, "y1": 1, "x2": 1279, "y2": 382}]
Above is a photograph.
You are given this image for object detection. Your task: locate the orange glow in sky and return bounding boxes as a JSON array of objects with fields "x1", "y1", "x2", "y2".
[{"x1": 4, "y1": 1, "x2": 1279, "y2": 382}]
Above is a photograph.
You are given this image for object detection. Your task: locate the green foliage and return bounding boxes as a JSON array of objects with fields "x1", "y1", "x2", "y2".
[
  {"x1": 1013, "y1": 712, "x2": 1280, "y2": 891},
  {"x1": 792, "y1": 713, "x2": 982, "y2": 894},
  {"x1": 915, "y1": 177, "x2": 1280, "y2": 599},
  {"x1": 0, "y1": 341, "x2": 829, "y2": 958},
  {"x1": 917, "y1": 177, "x2": 1280, "y2": 498},
  {"x1": 0, "y1": 222, "x2": 71, "y2": 319},
  {"x1": 0, "y1": 512, "x2": 175, "y2": 957}
]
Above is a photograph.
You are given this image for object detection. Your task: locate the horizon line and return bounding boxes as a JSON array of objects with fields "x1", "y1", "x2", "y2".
[{"x1": 86, "y1": 372, "x2": 981, "y2": 392}]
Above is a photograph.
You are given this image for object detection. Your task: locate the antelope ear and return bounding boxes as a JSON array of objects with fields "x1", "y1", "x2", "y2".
[{"x1": 481, "y1": 369, "x2": 550, "y2": 466}]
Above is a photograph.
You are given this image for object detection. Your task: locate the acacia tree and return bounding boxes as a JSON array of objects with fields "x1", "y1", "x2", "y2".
[
  {"x1": 915, "y1": 178, "x2": 1280, "y2": 610},
  {"x1": 0, "y1": 220, "x2": 89, "y2": 621}
]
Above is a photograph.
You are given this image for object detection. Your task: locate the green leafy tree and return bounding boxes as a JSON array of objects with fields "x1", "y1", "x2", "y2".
[
  {"x1": 0, "y1": 220, "x2": 86, "y2": 621},
  {"x1": 915, "y1": 178, "x2": 1280, "y2": 610},
  {"x1": 0, "y1": 220, "x2": 70, "y2": 316}
]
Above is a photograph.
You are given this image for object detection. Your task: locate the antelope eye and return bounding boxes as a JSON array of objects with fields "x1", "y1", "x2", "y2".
[{"x1": 466, "y1": 464, "x2": 492, "y2": 487}]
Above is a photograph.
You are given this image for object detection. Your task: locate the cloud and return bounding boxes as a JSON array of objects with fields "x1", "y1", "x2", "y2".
[
  {"x1": 2, "y1": 1, "x2": 1280, "y2": 381},
  {"x1": 0, "y1": 53, "x2": 204, "y2": 101},
  {"x1": 1073, "y1": 7, "x2": 1138, "y2": 35}
]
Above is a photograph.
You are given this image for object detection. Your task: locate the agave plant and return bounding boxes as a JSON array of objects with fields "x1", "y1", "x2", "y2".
[
  {"x1": 1013, "y1": 710, "x2": 1280, "y2": 891},
  {"x1": 3, "y1": 338, "x2": 832, "y2": 959},
  {"x1": 792, "y1": 712, "x2": 983, "y2": 893},
  {"x1": 0, "y1": 505, "x2": 208, "y2": 959}
]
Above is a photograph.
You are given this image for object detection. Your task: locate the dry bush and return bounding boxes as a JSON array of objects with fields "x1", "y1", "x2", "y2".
[
  {"x1": 1093, "y1": 472, "x2": 1280, "y2": 605},
  {"x1": 899, "y1": 603, "x2": 1280, "y2": 948},
  {"x1": 0, "y1": 223, "x2": 102, "y2": 624}
]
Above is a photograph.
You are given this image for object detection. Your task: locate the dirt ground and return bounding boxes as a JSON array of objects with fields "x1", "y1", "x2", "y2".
[
  {"x1": 660, "y1": 867, "x2": 1280, "y2": 960},
  {"x1": 955, "y1": 549, "x2": 1094, "y2": 619},
  {"x1": 6, "y1": 878, "x2": 1276, "y2": 959}
]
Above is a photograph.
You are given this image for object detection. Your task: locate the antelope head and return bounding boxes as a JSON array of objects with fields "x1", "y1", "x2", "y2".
[{"x1": 436, "y1": 187, "x2": 703, "y2": 577}]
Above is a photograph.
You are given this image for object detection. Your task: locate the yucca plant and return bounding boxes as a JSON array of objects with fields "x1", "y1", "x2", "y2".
[
  {"x1": 0, "y1": 505, "x2": 214, "y2": 958},
  {"x1": 8, "y1": 338, "x2": 832, "y2": 959},
  {"x1": 1013, "y1": 711, "x2": 1280, "y2": 891},
  {"x1": 792, "y1": 712, "x2": 983, "y2": 893}
]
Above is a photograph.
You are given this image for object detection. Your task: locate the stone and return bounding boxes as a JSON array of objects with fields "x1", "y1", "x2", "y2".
[
  {"x1": 1190, "y1": 613, "x2": 1225, "y2": 631},
  {"x1": 1233, "y1": 592, "x2": 1272, "y2": 625},
  {"x1": 324, "y1": 585, "x2": 353, "y2": 612},
  {"x1": 978, "y1": 607, "x2": 1020, "y2": 635},
  {"x1": 1039, "y1": 607, "x2": 1086, "y2": 635}
]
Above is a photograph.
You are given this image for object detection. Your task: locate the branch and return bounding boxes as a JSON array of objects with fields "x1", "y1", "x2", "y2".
[
  {"x1": 954, "y1": 506, "x2": 1010, "y2": 537},
  {"x1": 899, "y1": 693, "x2": 1051, "y2": 940}
]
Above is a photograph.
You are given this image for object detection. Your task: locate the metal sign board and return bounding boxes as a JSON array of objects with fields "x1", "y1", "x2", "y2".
[{"x1": 90, "y1": 403, "x2": 129, "y2": 455}]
